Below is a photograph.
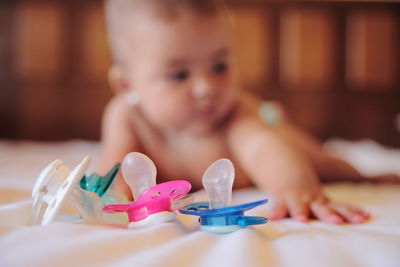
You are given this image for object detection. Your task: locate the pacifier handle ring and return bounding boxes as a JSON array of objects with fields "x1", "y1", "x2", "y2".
[
  {"x1": 170, "y1": 194, "x2": 194, "y2": 211},
  {"x1": 103, "y1": 204, "x2": 130, "y2": 213},
  {"x1": 180, "y1": 199, "x2": 268, "y2": 216},
  {"x1": 237, "y1": 216, "x2": 268, "y2": 226}
]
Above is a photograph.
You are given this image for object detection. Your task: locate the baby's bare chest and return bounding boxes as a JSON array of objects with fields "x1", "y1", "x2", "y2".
[{"x1": 138, "y1": 133, "x2": 250, "y2": 190}]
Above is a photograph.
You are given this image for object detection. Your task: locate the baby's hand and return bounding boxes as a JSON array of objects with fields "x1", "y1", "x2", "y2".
[
  {"x1": 269, "y1": 193, "x2": 370, "y2": 224},
  {"x1": 245, "y1": 142, "x2": 370, "y2": 224},
  {"x1": 267, "y1": 162, "x2": 370, "y2": 224},
  {"x1": 228, "y1": 102, "x2": 370, "y2": 224}
]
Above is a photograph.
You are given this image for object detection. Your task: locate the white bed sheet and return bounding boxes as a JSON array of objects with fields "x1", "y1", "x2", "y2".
[{"x1": 0, "y1": 140, "x2": 399, "y2": 267}]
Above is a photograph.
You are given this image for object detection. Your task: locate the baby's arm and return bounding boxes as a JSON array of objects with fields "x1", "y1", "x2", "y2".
[
  {"x1": 243, "y1": 94, "x2": 367, "y2": 183},
  {"x1": 273, "y1": 106, "x2": 367, "y2": 182},
  {"x1": 227, "y1": 104, "x2": 369, "y2": 224},
  {"x1": 99, "y1": 96, "x2": 138, "y2": 198},
  {"x1": 268, "y1": 101, "x2": 400, "y2": 183}
]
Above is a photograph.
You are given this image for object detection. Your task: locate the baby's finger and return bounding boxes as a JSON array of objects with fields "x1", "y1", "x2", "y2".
[
  {"x1": 286, "y1": 196, "x2": 309, "y2": 222},
  {"x1": 368, "y1": 174, "x2": 400, "y2": 183},
  {"x1": 269, "y1": 200, "x2": 288, "y2": 220},
  {"x1": 329, "y1": 202, "x2": 369, "y2": 224},
  {"x1": 310, "y1": 200, "x2": 344, "y2": 224},
  {"x1": 335, "y1": 202, "x2": 370, "y2": 218}
]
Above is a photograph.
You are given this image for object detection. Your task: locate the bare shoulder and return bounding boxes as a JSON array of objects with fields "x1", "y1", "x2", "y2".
[
  {"x1": 225, "y1": 92, "x2": 286, "y2": 154},
  {"x1": 226, "y1": 92, "x2": 263, "y2": 133},
  {"x1": 240, "y1": 92, "x2": 286, "y2": 121},
  {"x1": 227, "y1": 92, "x2": 287, "y2": 133},
  {"x1": 224, "y1": 92, "x2": 297, "y2": 176}
]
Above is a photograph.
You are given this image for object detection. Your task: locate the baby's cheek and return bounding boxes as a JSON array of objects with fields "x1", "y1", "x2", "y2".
[
  {"x1": 144, "y1": 94, "x2": 190, "y2": 128},
  {"x1": 165, "y1": 91, "x2": 193, "y2": 119},
  {"x1": 165, "y1": 99, "x2": 192, "y2": 126}
]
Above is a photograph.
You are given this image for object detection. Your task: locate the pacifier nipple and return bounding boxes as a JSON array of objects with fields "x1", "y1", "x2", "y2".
[
  {"x1": 202, "y1": 158, "x2": 235, "y2": 209},
  {"x1": 121, "y1": 152, "x2": 157, "y2": 201}
]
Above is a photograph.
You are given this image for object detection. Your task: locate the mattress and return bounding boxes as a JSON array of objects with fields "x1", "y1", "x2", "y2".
[{"x1": 0, "y1": 140, "x2": 399, "y2": 267}]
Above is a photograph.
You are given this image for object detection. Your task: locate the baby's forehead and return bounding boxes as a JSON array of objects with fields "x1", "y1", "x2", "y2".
[
  {"x1": 105, "y1": 0, "x2": 225, "y2": 65},
  {"x1": 113, "y1": 6, "x2": 207, "y2": 42},
  {"x1": 121, "y1": 10, "x2": 222, "y2": 45},
  {"x1": 107, "y1": 0, "x2": 219, "y2": 26}
]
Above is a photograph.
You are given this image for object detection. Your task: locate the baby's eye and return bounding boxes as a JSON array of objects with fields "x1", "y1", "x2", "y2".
[
  {"x1": 212, "y1": 62, "x2": 228, "y2": 74},
  {"x1": 170, "y1": 70, "x2": 189, "y2": 82}
]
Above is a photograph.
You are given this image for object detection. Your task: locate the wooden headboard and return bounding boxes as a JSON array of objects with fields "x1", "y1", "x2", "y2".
[{"x1": 1, "y1": 0, "x2": 399, "y2": 146}]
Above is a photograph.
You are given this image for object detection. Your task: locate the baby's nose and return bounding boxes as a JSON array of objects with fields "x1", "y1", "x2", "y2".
[{"x1": 192, "y1": 75, "x2": 216, "y2": 100}]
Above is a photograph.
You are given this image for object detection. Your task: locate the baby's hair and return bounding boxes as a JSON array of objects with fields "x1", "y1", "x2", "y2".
[{"x1": 105, "y1": 0, "x2": 226, "y2": 65}]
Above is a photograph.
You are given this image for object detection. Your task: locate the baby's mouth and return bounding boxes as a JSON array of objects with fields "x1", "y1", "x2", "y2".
[{"x1": 193, "y1": 106, "x2": 216, "y2": 121}]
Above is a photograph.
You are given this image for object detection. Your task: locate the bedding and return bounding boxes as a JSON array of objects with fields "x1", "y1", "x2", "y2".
[{"x1": 0, "y1": 140, "x2": 399, "y2": 267}]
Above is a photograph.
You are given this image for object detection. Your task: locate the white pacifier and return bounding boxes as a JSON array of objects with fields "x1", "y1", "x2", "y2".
[{"x1": 31, "y1": 156, "x2": 104, "y2": 225}]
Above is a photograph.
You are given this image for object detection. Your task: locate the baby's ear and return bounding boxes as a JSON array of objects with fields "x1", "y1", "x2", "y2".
[{"x1": 108, "y1": 65, "x2": 130, "y2": 94}]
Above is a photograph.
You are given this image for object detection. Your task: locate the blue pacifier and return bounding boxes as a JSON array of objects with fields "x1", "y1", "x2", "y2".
[{"x1": 179, "y1": 159, "x2": 268, "y2": 234}]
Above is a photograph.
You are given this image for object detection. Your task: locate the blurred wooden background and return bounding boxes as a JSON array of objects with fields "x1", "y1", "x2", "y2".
[{"x1": 0, "y1": 0, "x2": 399, "y2": 146}]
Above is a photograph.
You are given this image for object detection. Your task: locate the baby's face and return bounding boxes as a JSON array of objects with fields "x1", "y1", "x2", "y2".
[{"x1": 123, "y1": 11, "x2": 238, "y2": 134}]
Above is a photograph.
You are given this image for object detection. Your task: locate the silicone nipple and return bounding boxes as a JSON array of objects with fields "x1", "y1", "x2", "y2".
[
  {"x1": 121, "y1": 152, "x2": 157, "y2": 201},
  {"x1": 202, "y1": 158, "x2": 235, "y2": 209},
  {"x1": 170, "y1": 194, "x2": 194, "y2": 211}
]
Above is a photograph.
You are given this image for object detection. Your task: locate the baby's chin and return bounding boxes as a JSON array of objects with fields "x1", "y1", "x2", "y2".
[
  {"x1": 185, "y1": 106, "x2": 236, "y2": 135},
  {"x1": 174, "y1": 114, "x2": 216, "y2": 136},
  {"x1": 187, "y1": 122, "x2": 218, "y2": 135}
]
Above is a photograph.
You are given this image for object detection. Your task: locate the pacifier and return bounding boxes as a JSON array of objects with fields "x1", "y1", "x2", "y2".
[
  {"x1": 31, "y1": 156, "x2": 123, "y2": 225},
  {"x1": 79, "y1": 163, "x2": 127, "y2": 205},
  {"x1": 179, "y1": 158, "x2": 268, "y2": 234},
  {"x1": 79, "y1": 163, "x2": 119, "y2": 197},
  {"x1": 103, "y1": 152, "x2": 192, "y2": 228}
]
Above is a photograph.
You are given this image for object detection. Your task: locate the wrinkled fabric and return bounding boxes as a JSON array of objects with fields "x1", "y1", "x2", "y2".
[{"x1": 0, "y1": 140, "x2": 399, "y2": 267}]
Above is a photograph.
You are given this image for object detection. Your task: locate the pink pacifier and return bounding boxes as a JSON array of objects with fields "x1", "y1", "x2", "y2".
[{"x1": 103, "y1": 152, "x2": 192, "y2": 228}]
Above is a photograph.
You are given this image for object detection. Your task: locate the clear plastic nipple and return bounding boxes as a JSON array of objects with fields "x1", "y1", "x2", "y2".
[
  {"x1": 121, "y1": 152, "x2": 157, "y2": 201},
  {"x1": 202, "y1": 158, "x2": 235, "y2": 209}
]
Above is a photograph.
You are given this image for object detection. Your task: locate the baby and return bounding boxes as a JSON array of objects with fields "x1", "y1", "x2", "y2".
[{"x1": 99, "y1": 0, "x2": 393, "y2": 224}]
